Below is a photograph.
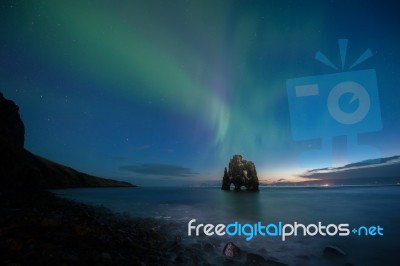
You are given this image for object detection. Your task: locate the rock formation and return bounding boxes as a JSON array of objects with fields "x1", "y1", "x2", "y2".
[
  {"x1": 221, "y1": 154, "x2": 259, "y2": 191},
  {"x1": 0, "y1": 92, "x2": 134, "y2": 189}
]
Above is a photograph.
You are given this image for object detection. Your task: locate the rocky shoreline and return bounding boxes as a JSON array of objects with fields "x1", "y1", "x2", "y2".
[
  {"x1": 0, "y1": 188, "x2": 208, "y2": 265},
  {"x1": 1, "y1": 188, "x2": 297, "y2": 265}
]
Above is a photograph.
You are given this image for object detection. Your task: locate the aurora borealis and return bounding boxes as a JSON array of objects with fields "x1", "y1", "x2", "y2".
[{"x1": 1, "y1": 0, "x2": 400, "y2": 185}]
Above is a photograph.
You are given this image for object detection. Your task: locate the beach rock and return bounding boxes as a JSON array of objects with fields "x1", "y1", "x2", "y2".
[
  {"x1": 258, "y1": 247, "x2": 268, "y2": 254},
  {"x1": 245, "y1": 253, "x2": 289, "y2": 266},
  {"x1": 175, "y1": 254, "x2": 185, "y2": 263},
  {"x1": 221, "y1": 155, "x2": 259, "y2": 191},
  {"x1": 265, "y1": 259, "x2": 290, "y2": 266},
  {"x1": 296, "y1": 254, "x2": 310, "y2": 261},
  {"x1": 40, "y1": 218, "x2": 59, "y2": 227},
  {"x1": 223, "y1": 242, "x2": 241, "y2": 258},
  {"x1": 174, "y1": 234, "x2": 182, "y2": 243},
  {"x1": 203, "y1": 243, "x2": 214, "y2": 253},
  {"x1": 101, "y1": 252, "x2": 113, "y2": 264},
  {"x1": 65, "y1": 254, "x2": 79, "y2": 263},
  {"x1": 323, "y1": 245, "x2": 346, "y2": 259},
  {"x1": 247, "y1": 253, "x2": 267, "y2": 264},
  {"x1": 1, "y1": 189, "x2": 214, "y2": 266}
]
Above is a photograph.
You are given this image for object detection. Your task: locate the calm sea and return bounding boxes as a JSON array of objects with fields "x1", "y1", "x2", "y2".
[{"x1": 54, "y1": 185, "x2": 400, "y2": 265}]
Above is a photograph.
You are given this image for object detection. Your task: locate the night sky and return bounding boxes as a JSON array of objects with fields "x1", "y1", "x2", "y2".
[{"x1": 1, "y1": 0, "x2": 399, "y2": 186}]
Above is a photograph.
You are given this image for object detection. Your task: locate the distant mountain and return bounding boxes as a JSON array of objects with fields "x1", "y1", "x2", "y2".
[
  {"x1": 0, "y1": 93, "x2": 134, "y2": 189},
  {"x1": 279, "y1": 156, "x2": 400, "y2": 186}
]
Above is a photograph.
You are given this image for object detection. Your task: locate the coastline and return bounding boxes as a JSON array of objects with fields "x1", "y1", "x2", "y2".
[
  {"x1": 0, "y1": 188, "x2": 210, "y2": 265},
  {"x1": 1, "y1": 187, "x2": 298, "y2": 265},
  {"x1": 3, "y1": 186, "x2": 400, "y2": 265},
  {"x1": 50, "y1": 186, "x2": 400, "y2": 266}
]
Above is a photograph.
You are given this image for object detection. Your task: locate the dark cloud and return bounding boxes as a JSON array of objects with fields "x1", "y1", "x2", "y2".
[
  {"x1": 120, "y1": 163, "x2": 198, "y2": 177},
  {"x1": 111, "y1": 156, "x2": 129, "y2": 162},
  {"x1": 304, "y1": 156, "x2": 399, "y2": 175},
  {"x1": 299, "y1": 156, "x2": 400, "y2": 184}
]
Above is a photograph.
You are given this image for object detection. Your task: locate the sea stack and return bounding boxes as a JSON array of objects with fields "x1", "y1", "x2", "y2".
[{"x1": 221, "y1": 155, "x2": 259, "y2": 191}]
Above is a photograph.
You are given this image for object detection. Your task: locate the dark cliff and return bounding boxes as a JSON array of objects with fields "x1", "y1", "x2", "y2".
[{"x1": 0, "y1": 93, "x2": 134, "y2": 189}]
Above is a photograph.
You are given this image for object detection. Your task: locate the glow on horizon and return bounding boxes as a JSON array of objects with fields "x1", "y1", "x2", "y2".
[{"x1": 257, "y1": 166, "x2": 321, "y2": 184}]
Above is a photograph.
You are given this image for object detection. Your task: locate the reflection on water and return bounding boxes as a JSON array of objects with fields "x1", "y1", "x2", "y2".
[{"x1": 221, "y1": 190, "x2": 262, "y2": 222}]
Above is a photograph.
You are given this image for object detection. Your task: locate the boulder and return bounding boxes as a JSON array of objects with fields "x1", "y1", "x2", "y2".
[
  {"x1": 222, "y1": 242, "x2": 241, "y2": 258},
  {"x1": 323, "y1": 245, "x2": 346, "y2": 259},
  {"x1": 265, "y1": 259, "x2": 289, "y2": 266},
  {"x1": 246, "y1": 253, "x2": 266, "y2": 264},
  {"x1": 246, "y1": 253, "x2": 289, "y2": 266}
]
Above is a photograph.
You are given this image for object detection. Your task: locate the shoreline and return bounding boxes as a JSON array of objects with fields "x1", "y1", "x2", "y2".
[
  {"x1": 0, "y1": 188, "x2": 212, "y2": 265},
  {"x1": 2, "y1": 188, "x2": 288, "y2": 265},
  {"x1": 4, "y1": 187, "x2": 397, "y2": 265}
]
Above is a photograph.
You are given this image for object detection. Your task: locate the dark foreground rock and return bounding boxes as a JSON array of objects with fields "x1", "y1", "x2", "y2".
[
  {"x1": 247, "y1": 252, "x2": 267, "y2": 264},
  {"x1": 223, "y1": 242, "x2": 241, "y2": 258},
  {"x1": 1, "y1": 188, "x2": 298, "y2": 265},
  {"x1": 0, "y1": 93, "x2": 133, "y2": 189},
  {"x1": 0, "y1": 188, "x2": 208, "y2": 265},
  {"x1": 221, "y1": 155, "x2": 259, "y2": 191},
  {"x1": 246, "y1": 252, "x2": 290, "y2": 266},
  {"x1": 323, "y1": 245, "x2": 346, "y2": 259}
]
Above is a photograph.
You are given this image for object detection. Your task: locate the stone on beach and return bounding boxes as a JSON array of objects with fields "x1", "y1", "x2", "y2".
[
  {"x1": 223, "y1": 242, "x2": 241, "y2": 258},
  {"x1": 323, "y1": 245, "x2": 346, "y2": 259}
]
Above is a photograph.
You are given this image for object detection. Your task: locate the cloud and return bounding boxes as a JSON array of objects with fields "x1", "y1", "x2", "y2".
[
  {"x1": 111, "y1": 156, "x2": 129, "y2": 162},
  {"x1": 300, "y1": 156, "x2": 400, "y2": 178},
  {"x1": 119, "y1": 163, "x2": 198, "y2": 177},
  {"x1": 297, "y1": 155, "x2": 400, "y2": 184}
]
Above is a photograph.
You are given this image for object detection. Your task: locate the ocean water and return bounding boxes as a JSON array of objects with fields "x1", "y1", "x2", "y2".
[{"x1": 54, "y1": 186, "x2": 400, "y2": 265}]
